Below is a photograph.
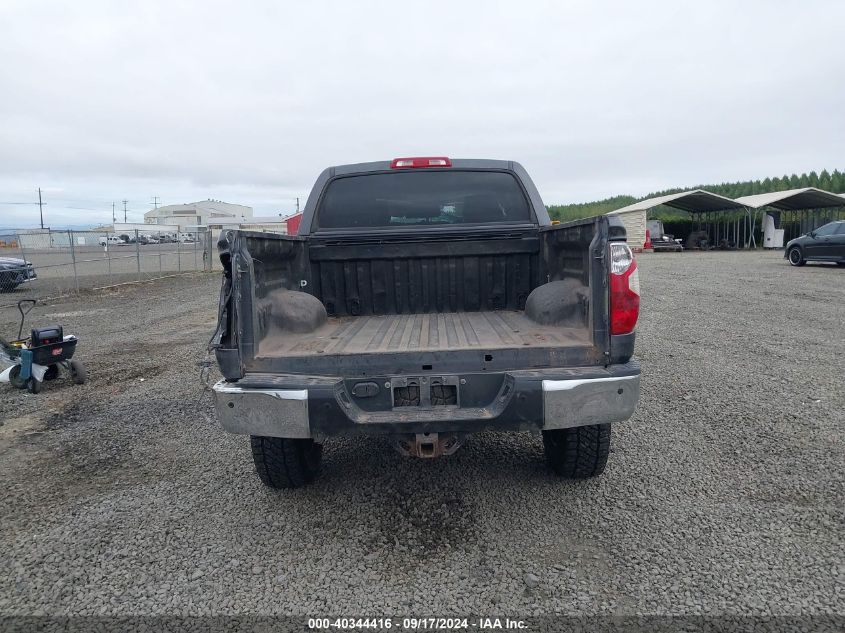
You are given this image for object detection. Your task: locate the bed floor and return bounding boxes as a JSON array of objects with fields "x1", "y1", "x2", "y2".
[{"x1": 257, "y1": 311, "x2": 591, "y2": 358}]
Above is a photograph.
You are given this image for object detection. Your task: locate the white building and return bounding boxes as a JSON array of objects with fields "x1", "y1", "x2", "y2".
[
  {"x1": 144, "y1": 199, "x2": 253, "y2": 231},
  {"x1": 606, "y1": 207, "x2": 648, "y2": 251},
  {"x1": 114, "y1": 222, "x2": 180, "y2": 235}
]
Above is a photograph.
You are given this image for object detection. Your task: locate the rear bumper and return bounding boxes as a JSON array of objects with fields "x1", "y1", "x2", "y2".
[
  {"x1": 541, "y1": 373, "x2": 639, "y2": 429},
  {"x1": 212, "y1": 361, "x2": 640, "y2": 439},
  {"x1": 213, "y1": 382, "x2": 310, "y2": 438}
]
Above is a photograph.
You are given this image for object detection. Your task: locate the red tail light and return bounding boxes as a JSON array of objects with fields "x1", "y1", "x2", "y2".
[
  {"x1": 609, "y1": 242, "x2": 640, "y2": 335},
  {"x1": 390, "y1": 157, "x2": 452, "y2": 169}
]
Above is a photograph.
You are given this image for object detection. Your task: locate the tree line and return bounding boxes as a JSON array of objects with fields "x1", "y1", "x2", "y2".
[{"x1": 548, "y1": 169, "x2": 845, "y2": 222}]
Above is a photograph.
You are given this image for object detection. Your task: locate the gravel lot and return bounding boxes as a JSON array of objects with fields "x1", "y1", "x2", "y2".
[{"x1": 0, "y1": 251, "x2": 842, "y2": 619}]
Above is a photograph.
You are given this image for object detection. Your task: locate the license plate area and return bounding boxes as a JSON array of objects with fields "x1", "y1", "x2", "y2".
[{"x1": 391, "y1": 376, "x2": 460, "y2": 410}]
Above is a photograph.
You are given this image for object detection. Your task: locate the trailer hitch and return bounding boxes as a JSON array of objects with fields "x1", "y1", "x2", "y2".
[{"x1": 392, "y1": 432, "x2": 465, "y2": 459}]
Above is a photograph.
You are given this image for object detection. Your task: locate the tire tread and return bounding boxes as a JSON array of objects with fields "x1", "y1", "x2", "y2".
[
  {"x1": 543, "y1": 424, "x2": 610, "y2": 479},
  {"x1": 250, "y1": 436, "x2": 322, "y2": 489}
]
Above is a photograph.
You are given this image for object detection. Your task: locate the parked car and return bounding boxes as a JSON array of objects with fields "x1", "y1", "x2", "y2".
[
  {"x1": 98, "y1": 235, "x2": 125, "y2": 246},
  {"x1": 0, "y1": 257, "x2": 37, "y2": 292},
  {"x1": 146, "y1": 236, "x2": 160, "y2": 244},
  {"x1": 785, "y1": 220, "x2": 845, "y2": 266},
  {"x1": 210, "y1": 157, "x2": 641, "y2": 489}
]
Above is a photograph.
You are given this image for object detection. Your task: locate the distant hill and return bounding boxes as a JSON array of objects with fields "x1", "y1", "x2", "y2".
[
  {"x1": 548, "y1": 169, "x2": 845, "y2": 222},
  {"x1": 0, "y1": 224, "x2": 100, "y2": 235}
]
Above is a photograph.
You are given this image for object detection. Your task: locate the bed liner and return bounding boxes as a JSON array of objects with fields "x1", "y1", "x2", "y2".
[{"x1": 257, "y1": 310, "x2": 591, "y2": 358}]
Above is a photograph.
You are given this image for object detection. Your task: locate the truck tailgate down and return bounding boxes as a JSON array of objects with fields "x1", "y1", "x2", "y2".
[{"x1": 209, "y1": 157, "x2": 642, "y2": 489}]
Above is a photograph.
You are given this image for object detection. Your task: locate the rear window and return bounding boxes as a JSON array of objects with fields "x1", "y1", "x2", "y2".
[{"x1": 316, "y1": 170, "x2": 531, "y2": 230}]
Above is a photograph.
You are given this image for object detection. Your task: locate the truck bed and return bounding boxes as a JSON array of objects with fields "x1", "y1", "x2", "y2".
[{"x1": 257, "y1": 311, "x2": 591, "y2": 358}]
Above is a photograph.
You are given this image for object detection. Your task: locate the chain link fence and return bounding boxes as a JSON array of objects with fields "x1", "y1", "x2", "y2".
[{"x1": 0, "y1": 228, "x2": 219, "y2": 306}]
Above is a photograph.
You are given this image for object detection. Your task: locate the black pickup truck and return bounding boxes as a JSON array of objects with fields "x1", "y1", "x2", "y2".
[{"x1": 211, "y1": 157, "x2": 641, "y2": 488}]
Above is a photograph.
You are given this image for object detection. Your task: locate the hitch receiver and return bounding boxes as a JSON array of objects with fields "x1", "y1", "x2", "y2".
[{"x1": 393, "y1": 432, "x2": 465, "y2": 459}]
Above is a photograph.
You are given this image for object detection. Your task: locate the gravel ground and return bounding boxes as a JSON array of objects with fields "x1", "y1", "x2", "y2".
[{"x1": 0, "y1": 251, "x2": 842, "y2": 619}]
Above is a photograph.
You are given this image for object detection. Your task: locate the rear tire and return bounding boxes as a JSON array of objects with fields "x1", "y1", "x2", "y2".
[
  {"x1": 787, "y1": 247, "x2": 805, "y2": 266},
  {"x1": 543, "y1": 424, "x2": 611, "y2": 479},
  {"x1": 9, "y1": 365, "x2": 25, "y2": 389},
  {"x1": 69, "y1": 360, "x2": 87, "y2": 385},
  {"x1": 250, "y1": 436, "x2": 323, "y2": 489}
]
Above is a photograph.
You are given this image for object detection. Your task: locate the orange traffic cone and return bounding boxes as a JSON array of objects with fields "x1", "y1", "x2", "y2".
[{"x1": 643, "y1": 229, "x2": 653, "y2": 251}]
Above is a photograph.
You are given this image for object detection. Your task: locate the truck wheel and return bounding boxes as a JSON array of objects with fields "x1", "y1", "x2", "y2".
[
  {"x1": 250, "y1": 436, "x2": 323, "y2": 489},
  {"x1": 542, "y1": 424, "x2": 610, "y2": 479}
]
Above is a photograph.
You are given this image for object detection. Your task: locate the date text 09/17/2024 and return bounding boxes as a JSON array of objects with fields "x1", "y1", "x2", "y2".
[{"x1": 307, "y1": 618, "x2": 527, "y2": 630}]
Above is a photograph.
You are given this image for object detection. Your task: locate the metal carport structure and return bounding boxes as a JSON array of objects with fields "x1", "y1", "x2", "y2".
[
  {"x1": 735, "y1": 188, "x2": 845, "y2": 243},
  {"x1": 608, "y1": 189, "x2": 750, "y2": 249}
]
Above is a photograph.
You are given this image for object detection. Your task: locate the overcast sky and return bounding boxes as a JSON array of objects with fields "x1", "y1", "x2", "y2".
[{"x1": 1, "y1": 0, "x2": 844, "y2": 227}]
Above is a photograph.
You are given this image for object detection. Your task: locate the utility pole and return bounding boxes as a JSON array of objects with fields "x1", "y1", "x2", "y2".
[
  {"x1": 152, "y1": 196, "x2": 160, "y2": 209},
  {"x1": 296, "y1": 197, "x2": 300, "y2": 213},
  {"x1": 112, "y1": 202, "x2": 116, "y2": 223},
  {"x1": 122, "y1": 200, "x2": 128, "y2": 223},
  {"x1": 38, "y1": 188, "x2": 44, "y2": 229}
]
